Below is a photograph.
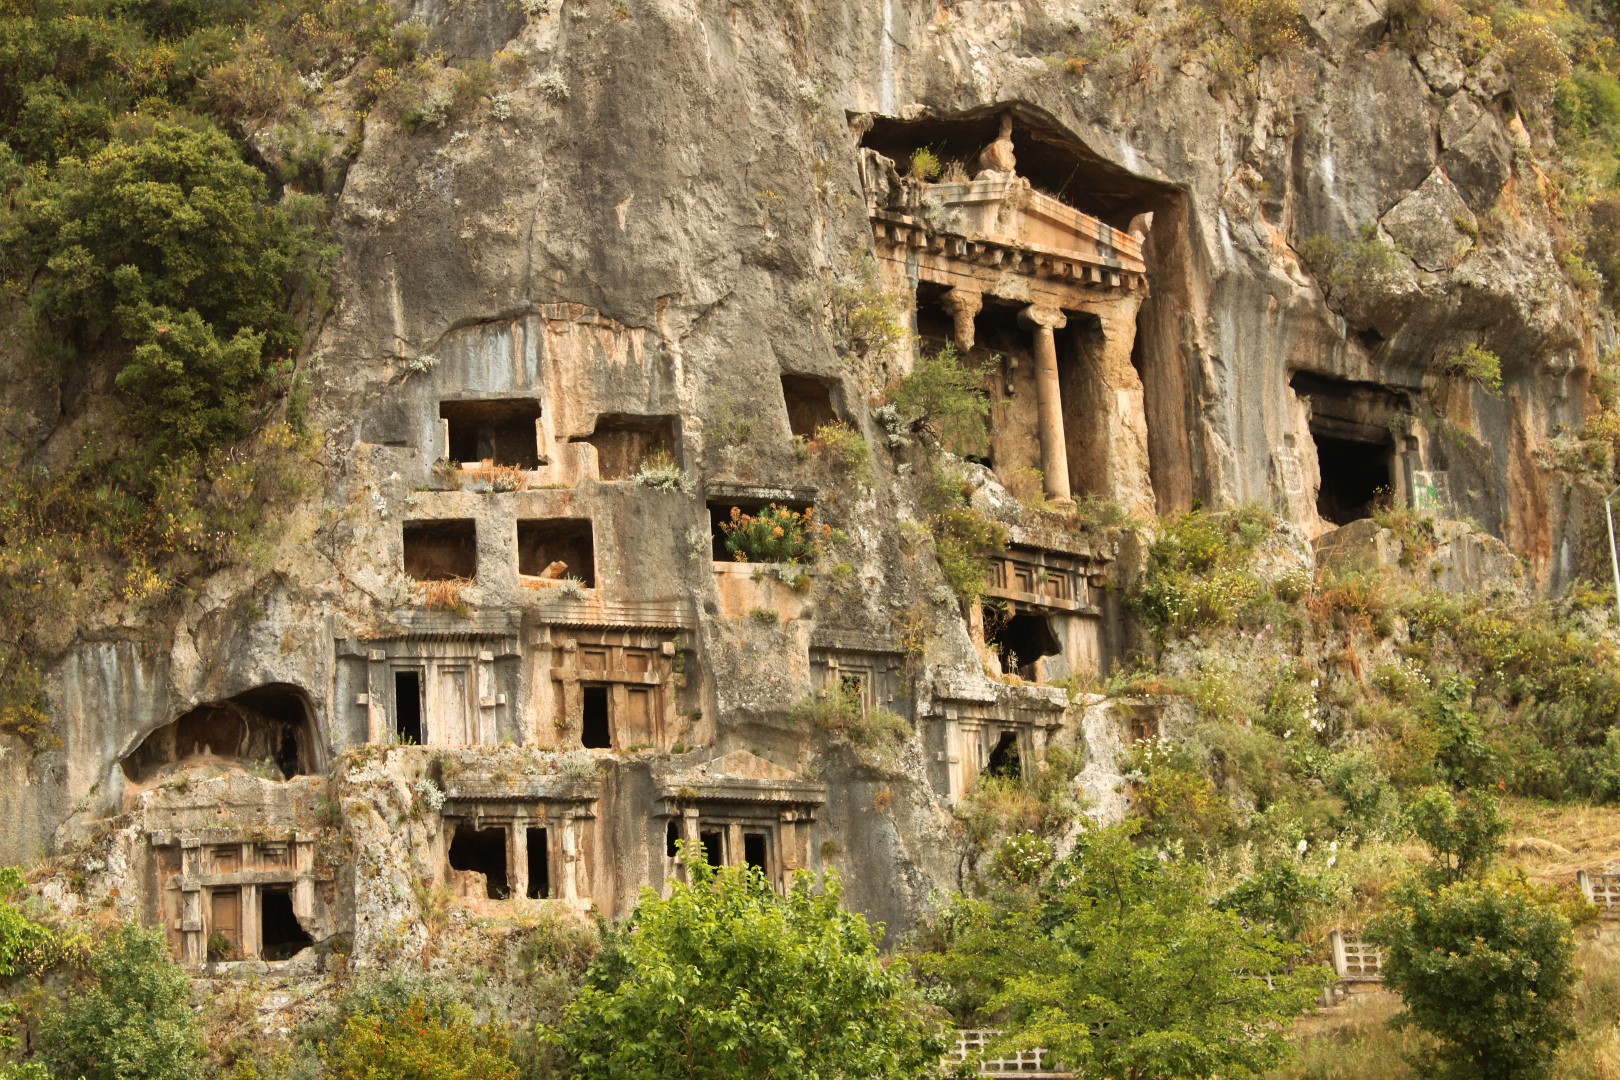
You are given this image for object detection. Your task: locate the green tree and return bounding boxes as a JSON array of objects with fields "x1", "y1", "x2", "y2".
[
  {"x1": 556, "y1": 854, "x2": 943, "y2": 1079},
  {"x1": 7, "y1": 118, "x2": 324, "y2": 458},
  {"x1": 888, "y1": 342, "x2": 994, "y2": 456},
  {"x1": 914, "y1": 824, "x2": 1329, "y2": 1079},
  {"x1": 1406, "y1": 785, "x2": 1506, "y2": 885},
  {"x1": 0, "y1": 868, "x2": 49, "y2": 1080},
  {"x1": 38, "y1": 922, "x2": 205, "y2": 1080},
  {"x1": 1370, "y1": 876, "x2": 1577, "y2": 1080},
  {"x1": 326, "y1": 998, "x2": 519, "y2": 1080}
]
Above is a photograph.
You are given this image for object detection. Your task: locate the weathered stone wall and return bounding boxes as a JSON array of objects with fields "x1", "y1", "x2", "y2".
[{"x1": 4, "y1": 0, "x2": 1602, "y2": 960}]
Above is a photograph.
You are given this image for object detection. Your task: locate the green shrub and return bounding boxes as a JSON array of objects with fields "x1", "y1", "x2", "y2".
[
  {"x1": 326, "y1": 998, "x2": 518, "y2": 1080},
  {"x1": 806, "y1": 420, "x2": 871, "y2": 477},
  {"x1": 556, "y1": 857, "x2": 944, "y2": 1078},
  {"x1": 1371, "y1": 876, "x2": 1577, "y2": 1080},
  {"x1": 913, "y1": 823, "x2": 1329, "y2": 1077},
  {"x1": 1130, "y1": 509, "x2": 1279, "y2": 636},
  {"x1": 919, "y1": 463, "x2": 1007, "y2": 603},
  {"x1": 9, "y1": 120, "x2": 327, "y2": 459},
  {"x1": 791, "y1": 681, "x2": 911, "y2": 770},
  {"x1": 906, "y1": 146, "x2": 942, "y2": 180},
  {"x1": 1440, "y1": 344, "x2": 1504, "y2": 394},
  {"x1": 719, "y1": 504, "x2": 832, "y2": 564},
  {"x1": 38, "y1": 923, "x2": 206, "y2": 1080},
  {"x1": 886, "y1": 342, "x2": 994, "y2": 457},
  {"x1": 822, "y1": 255, "x2": 909, "y2": 361}
]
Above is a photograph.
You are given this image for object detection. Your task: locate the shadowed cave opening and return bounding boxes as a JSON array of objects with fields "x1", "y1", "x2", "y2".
[
  {"x1": 983, "y1": 606, "x2": 1061, "y2": 681},
  {"x1": 122, "y1": 684, "x2": 319, "y2": 783},
  {"x1": 986, "y1": 731, "x2": 1023, "y2": 780},
  {"x1": 1291, "y1": 372, "x2": 1406, "y2": 527}
]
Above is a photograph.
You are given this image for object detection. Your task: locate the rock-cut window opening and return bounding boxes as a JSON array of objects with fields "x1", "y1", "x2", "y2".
[
  {"x1": 393, "y1": 670, "x2": 424, "y2": 745},
  {"x1": 575, "y1": 414, "x2": 678, "y2": 480},
  {"x1": 440, "y1": 398, "x2": 543, "y2": 469},
  {"x1": 743, "y1": 832, "x2": 769, "y2": 877},
  {"x1": 707, "y1": 498, "x2": 814, "y2": 560},
  {"x1": 403, "y1": 519, "x2": 477, "y2": 581},
  {"x1": 780, "y1": 374, "x2": 839, "y2": 439},
  {"x1": 517, "y1": 518, "x2": 595, "y2": 586},
  {"x1": 121, "y1": 683, "x2": 320, "y2": 784},
  {"x1": 699, "y1": 828, "x2": 725, "y2": 868},
  {"x1": 448, "y1": 824, "x2": 510, "y2": 899}
]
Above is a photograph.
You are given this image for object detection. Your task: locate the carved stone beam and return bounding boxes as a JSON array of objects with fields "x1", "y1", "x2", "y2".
[
  {"x1": 940, "y1": 288, "x2": 983, "y2": 353},
  {"x1": 1019, "y1": 304, "x2": 1072, "y2": 505}
]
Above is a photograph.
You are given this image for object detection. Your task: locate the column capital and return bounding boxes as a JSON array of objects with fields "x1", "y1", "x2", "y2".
[
  {"x1": 1019, "y1": 304, "x2": 1067, "y2": 331},
  {"x1": 941, "y1": 287, "x2": 984, "y2": 353}
]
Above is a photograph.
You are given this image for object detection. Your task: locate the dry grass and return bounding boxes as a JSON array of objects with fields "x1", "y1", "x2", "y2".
[
  {"x1": 419, "y1": 577, "x2": 471, "y2": 612},
  {"x1": 1499, "y1": 799, "x2": 1620, "y2": 886},
  {"x1": 465, "y1": 461, "x2": 530, "y2": 492}
]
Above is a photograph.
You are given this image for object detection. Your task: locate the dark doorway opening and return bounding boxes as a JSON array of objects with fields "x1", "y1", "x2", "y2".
[
  {"x1": 448, "y1": 825, "x2": 510, "y2": 899},
  {"x1": 986, "y1": 731, "x2": 1023, "y2": 780},
  {"x1": 1314, "y1": 434, "x2": 1392, "y2": 526},
  {"x1": 581, "y1": 685, "x2": 611, "y2": 749},
  {"x1": 666, "y1": 821, "x2": 681, "y2": 858},
  {"x1": 394, "y1": 670, "x2": 423, "y2": 745},
  {"x1": 403, "y1": 519, "x2": 477, "y2": 581},
  {"x1": 526, "y1": 827, "x2": 550, "y2": 899},
  {"x1": 260, "y1": 886, "x2": 313, "y2": 960},
  {"x1": 983, "y1": 606, "x2": 1062, "y2": 680},
  {"x1": 781, "y1": 374, "x2": 839, "y2": 438},
  {"x1": 516, "y1": 519, "x2": 596, "y2": 586},
  {"x1": 743, "y1": 832, "x2": 769, "y2": 876},
  {"x1": 699, "y1": 829, "x2": 725, "y2": 868},
  {"x1": 440, "y1": 398, "x2": 543, "y2": 468}
]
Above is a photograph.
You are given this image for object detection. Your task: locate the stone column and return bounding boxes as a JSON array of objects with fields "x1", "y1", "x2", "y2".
[
  {"x1": 940, "y1": 287, "x2": 982, "y2": 353},
  {"x1": 1020, "y1": 304, "x2": 1072, "y2": 505}
]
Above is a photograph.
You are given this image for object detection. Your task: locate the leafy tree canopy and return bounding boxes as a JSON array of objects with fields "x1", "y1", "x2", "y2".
[
  {"x1": 556, "y1": 853, "x2": 945, "y2": 1079},
  {"x1": 912, "y1": 824, "x2": 1330, "y2": 1080},
  {"x1": 37, "y1": 922, "x2": 206, "y2": 1080},
  {"x1": 1371, "y1": 875, "x2": 1578, "y2": 1080}
]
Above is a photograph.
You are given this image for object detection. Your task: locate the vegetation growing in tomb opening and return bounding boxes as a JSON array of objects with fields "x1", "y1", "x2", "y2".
[
  {"x1": 790, "y1": 681, "x2": 911, "y2": 772},
  {"x1": 885, "y1": 342, "x2": 996, "y2": 458},
  {"x1": 554, "y1": 852, "x2": 946, "y2": 1079},
  {"x1": 720, "y1": 504, "x2": 836, "y2": 564},
  {"x1": 631, "y1": 449, "x2": 695, "y2": 493}
]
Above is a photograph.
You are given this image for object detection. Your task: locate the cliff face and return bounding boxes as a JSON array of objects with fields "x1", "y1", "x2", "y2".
[{"x1": 2, "y1": 0, "x2": 1597, "y2": 960}]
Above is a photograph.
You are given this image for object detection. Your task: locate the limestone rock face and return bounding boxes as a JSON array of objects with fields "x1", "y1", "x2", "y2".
[
  {"x1": 3, "y1": 0, "x2": 1608, "y2": 967},
  {"x1": 1381, "y1": 169, "x2": 1476, "y2": 273}
]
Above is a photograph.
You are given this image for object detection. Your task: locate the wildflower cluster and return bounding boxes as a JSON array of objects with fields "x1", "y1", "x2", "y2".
[{"x1": 720, "y1": 504, "x2": 833, "y2": 564}]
